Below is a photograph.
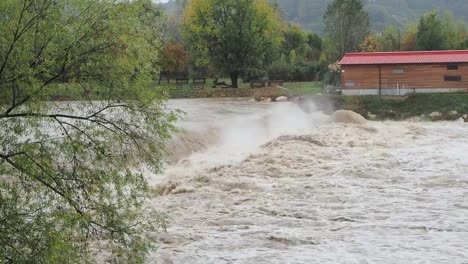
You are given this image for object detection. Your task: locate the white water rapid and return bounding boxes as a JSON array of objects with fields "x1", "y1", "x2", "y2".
[{"x1": 148, "y1": 98, "x2": 468, "y2": 264}]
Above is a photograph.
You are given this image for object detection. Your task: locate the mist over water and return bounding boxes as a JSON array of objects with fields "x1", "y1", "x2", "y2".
[{"x1": 149, "y1": 98, "x2": 468, "y2": 264}]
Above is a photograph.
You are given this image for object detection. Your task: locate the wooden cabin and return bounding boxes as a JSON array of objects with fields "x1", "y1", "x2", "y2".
[{"x1": 339, "y1": 50, "x2": 468, "y2": 95}]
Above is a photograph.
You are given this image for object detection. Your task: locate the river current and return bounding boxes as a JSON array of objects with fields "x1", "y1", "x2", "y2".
[{"x1": 147, "y1": 98, "x2": 468, "y2": 264}]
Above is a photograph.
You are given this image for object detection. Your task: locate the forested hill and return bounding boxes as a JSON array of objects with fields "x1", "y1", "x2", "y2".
[{"x1": 277, "y1": 0, "x2": 468, "y2": 34}]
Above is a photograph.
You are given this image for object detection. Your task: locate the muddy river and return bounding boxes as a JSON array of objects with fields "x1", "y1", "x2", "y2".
[{"x1": 148, "y1": 98, "x2": 468, "y2": 264}]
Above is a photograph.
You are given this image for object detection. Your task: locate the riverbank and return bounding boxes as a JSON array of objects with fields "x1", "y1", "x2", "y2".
[
  {"x1": 25, "y1": 82, "x2": 468, "y2": 122},
  {"x1": 168, "y1": 82, "x2": 321, "y2": 99},
  {"x1": 300, "y1": 93, "x2": 468, "y2": 121}
]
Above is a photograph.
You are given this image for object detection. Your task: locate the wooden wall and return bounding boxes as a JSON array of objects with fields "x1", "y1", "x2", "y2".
[{"x1": 341, "y1": 63, "x2": 468, "y2": 90}]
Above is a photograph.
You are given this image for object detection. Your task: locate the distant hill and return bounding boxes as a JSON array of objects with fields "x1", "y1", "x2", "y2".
[
  {"x1": 276, "y1": 0, "x2": 468, "y2": 34},
  {"x1": 160, "y1": 0, "x2": 468, "y2": 35}
]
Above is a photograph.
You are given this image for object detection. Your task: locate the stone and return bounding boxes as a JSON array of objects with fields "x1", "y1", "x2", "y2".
[
  {"x1": 331, "y1": 110, "x2": 367, "y2": 125},
  {"x1": 275, "y1": 96, "x2": 288, "y2": 102},
  {"x1": 367, "y1": 112, "x2": 377, "y2": 120},
  {"x1": 463, "y1": 114, "x2": 468, "y2": 119},
  {"x1": 248, "y1": 99, "x2": 255, "y2": 103},
  {"x1": 261, "y1": 97, "x2": 271, "y2": 103},
  {"x1": 429, "y1": 112, "x2": 442, "y2": 118},
  {"x1": 407, "y1": 116, "x2": 422, "y2": 122}
]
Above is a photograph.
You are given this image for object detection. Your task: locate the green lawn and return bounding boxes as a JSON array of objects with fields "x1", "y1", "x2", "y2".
[
  {"x1": 314, "y1": 93, "x2": 468, "y2": 120},
  {"x1": 282, "y1": 82, "x2": 323, "y2": 95}
]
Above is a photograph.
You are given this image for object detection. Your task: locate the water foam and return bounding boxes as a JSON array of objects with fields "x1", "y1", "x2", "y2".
[{"x1": 148, "y1": 99, "x2": 468, "y2": 264}]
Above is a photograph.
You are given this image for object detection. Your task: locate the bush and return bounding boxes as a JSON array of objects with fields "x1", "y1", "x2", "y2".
[{"x1": 267, "y1": 61, "x2": 326, "y2": 82}]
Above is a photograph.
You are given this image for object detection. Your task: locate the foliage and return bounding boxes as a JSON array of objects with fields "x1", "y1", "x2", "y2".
[
  {"x1": 331, "y1": 93, "x2": 468, "y2": 120},
  {"x1": 442, "y1": 11, "x2": 468, "y2": 50},
  {"x1": 182, "y1": 0, "x2": 283, "y2": 87},
  {"x1": 360, "y1": 35, "x2": 381, "y2": 52},
  {"x1": 324, "y1": 61, "x2": 341, "y2": 85},
  {"x1": 416, "y1": 10, "x2": 447, "y2": 50},
  {"x1": 272, "y1": 0, "x2": 468, "y2": 34},
  {"x1": 401, "y1": 22, "x2": 418, "y2": 51},
  {"x1": 281, "y1": 24, "x2": 307, "y2": 58},
  {"x1": 324, "y1": 0, "x2": 370, "y2": 60},
  {"x1": 305, "y1": 32, "x2": 323, "y2": 61},
  {"x1": 267, "y1": 61, "x2": 325, "y2": 82},
  {"x1": 380, "y1": 26, "x2": 401, "y2": 52},
  {"x1": 160, "y1": 42, "x2": 188, "y2": 76},
  {"x1": 0, "y1": 0, "x2": 174, "y2": 262}
]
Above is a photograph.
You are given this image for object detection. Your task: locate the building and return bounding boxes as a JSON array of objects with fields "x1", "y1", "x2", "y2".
[{"x1": 339, "y1": 50, "x2": 468, "y2": 95}]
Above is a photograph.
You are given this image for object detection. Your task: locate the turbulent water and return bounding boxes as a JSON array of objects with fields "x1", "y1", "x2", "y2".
[{"x1": 148, "y1": 98, "x2": 468, "y2": 264}]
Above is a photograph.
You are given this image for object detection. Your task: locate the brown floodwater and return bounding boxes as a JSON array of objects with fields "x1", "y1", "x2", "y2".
[{"x1": 147, "y1": 98, "x2": 468, "y2": 264}]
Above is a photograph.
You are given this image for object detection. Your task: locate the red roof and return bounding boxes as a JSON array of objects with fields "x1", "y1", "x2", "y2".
[{"x1": 339, "y1": 50, "x2": 468, "y2": 65}]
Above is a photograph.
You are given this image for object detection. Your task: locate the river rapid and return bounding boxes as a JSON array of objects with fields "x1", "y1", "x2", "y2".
[{"x1": 148, "y1": 98, "x2": 468, "y2": 264}]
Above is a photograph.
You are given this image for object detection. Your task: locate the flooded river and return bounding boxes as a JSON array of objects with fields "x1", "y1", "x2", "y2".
[{"x1": 148, "y1": 98, "x2": 468, "y2": 264}]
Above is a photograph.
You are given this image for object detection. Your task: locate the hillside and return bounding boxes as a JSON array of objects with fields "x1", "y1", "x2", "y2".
[{"x1": 276, "y1": 0, "x2": 468, "y2": 34}]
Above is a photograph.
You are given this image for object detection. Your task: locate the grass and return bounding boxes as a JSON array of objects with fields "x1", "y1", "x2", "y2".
[
  {"x1": 331, "y1": 93, "x2": 468, "y2": 120},
  {"x1": 282, "y1": 82, "x2": 323, "y2": 95}
]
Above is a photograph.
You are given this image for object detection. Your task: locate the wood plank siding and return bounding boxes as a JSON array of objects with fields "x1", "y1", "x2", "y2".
[{"x1": 341, "y1": 63, "x2": 468, "y2": 91}]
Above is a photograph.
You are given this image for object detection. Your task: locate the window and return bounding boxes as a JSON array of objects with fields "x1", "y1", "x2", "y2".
[
  {"x1": 444, "y1": 75, "x2": 462, "y2": 81},
  {"x1": 392, "y1": 69, "x2": 405, "y2": 74},
  {"x1": 345, "y1": 82, "x2": 355, "y2": 87},
  {"x1": 447, "y1": 64, "x2": 458, "y2": 70}
]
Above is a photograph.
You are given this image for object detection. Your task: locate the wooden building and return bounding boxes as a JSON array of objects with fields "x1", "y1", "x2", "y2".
[{"x1": 339, "y1": 50, "x2": 468, "y2": 95}]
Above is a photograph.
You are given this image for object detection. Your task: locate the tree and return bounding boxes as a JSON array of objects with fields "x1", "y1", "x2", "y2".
[
  {"x1": 183, "y1": 0, "x2": 282, "y2": 87},
  {"x1": 305, "y1": 32, "x2": 323, "y2": 61},
  {"x1": 159, "y1": 42, "x2": 188, "y2": 82},
  {"x1": 281, "y1": 24, "x2": 307, "y2": 58},
  {"x1": 360, "y1": 35, "x2": 381, "y2": 52},
  {"x1": 0, "y1": 0, "x2": 174, "y2": 262},
  {"x1": 324, "y1": 0, "x2": 370, "y2": 60},
  {"x1": 402, "y1": 22, "x2": 418, "y2": 51},
  {"x1": 380, "y1": 26, "x2": 401, "y2": 52},
  {"x1": 416, "y1": 10, "x2": 447, "y2": 50},
  {"x1": 441, "y1": 11, "x2": 468, "y2": 50}
]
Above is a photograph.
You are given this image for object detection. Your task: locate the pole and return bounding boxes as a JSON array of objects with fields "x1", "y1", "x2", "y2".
[{"x1": 379, "y1": 65, "x2": 382, "y2": 97}]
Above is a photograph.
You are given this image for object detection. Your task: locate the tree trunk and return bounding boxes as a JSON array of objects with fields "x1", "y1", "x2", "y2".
[{"x1": 230, "y1": 72, "x2": 239, "y2": 88}]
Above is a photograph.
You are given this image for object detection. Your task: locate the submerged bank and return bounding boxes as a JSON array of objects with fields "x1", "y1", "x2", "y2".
[{"x1": 300, "y1": 93, "x2": 468, "y2": 121}]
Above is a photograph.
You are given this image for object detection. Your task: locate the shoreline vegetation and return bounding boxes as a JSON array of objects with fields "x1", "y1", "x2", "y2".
[{"x1": 301, "y1": 93, "x2": 468, "y2": 121}]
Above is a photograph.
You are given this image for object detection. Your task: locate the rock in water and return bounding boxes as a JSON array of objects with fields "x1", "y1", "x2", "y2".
[
  {"x1": 331, "y1": 110, "x2": 367, "y2": 124},
  {"x1": 275, "y1": 96, "x2": 288, "y2": 102}
]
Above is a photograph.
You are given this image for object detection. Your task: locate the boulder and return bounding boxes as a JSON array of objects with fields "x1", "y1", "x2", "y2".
[
  {"x1": 331, "y1": 110, "x2": 367, "y2": 125},
  {"x1": 429, "y1": 112, "x2": 443, "y2": 121},
  {"x1": 261, "y1": 97, "x2": 272, "y2": 103},
  {"x1": 367, "y1": 112, "x2": 377, "y2": 120},
  {"x1": 248, "y1": 99, "x2": 256, "y2": 103},
  {"x1": 407, "y1": 116, "x2": 422, "y2": 122},
  {"x1": 275, "y1": 96, "x2": 288, "y2": 102}
]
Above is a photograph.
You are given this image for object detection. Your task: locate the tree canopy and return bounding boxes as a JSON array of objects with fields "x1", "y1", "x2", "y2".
[
  {"x1": 416, "y1": 10, "x2": 447, "y2": 51},
  {"x1": 0, "y1": 0, "x2": 174, "y2": 262},
  {"x1": 182, "y1": 0, "x2": 282, "y2": 87},
  {"x1": 324, "y1": 0, "x2": 370, "y2": 60}
]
